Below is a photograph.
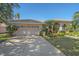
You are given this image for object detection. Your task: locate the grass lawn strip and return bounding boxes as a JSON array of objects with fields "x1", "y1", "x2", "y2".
[{"x1": 44, "y1": 36, "x2": 79, "y2": 56}]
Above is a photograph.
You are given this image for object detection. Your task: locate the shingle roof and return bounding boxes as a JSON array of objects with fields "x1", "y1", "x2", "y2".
[
  {"x1": 52, "y1": 20, "x2": 72, "y2": 23},
  {"x1": 47, "y1": 18, "x2": 72, "y2": 23},
  {"x1": 11, "y1": 19, "x2": 44, "y2": 24}
]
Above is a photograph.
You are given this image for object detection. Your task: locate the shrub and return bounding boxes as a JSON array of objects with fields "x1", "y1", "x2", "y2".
[
  {"x1": 6, "y1": 24, "x2": 17, "y2": 36},
  {"x1": 39, "y1": 31, "x2": 43, "y2": 36},
  {"x1": 58, "y1": 32, "x2": 65, "y2": 36}
]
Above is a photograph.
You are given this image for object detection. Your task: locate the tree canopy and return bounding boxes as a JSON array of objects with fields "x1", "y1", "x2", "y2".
[
  {"x1": 0, "y1": 3, "x2": 20, "y2": 24},
  {"x1": 72, "y1": 11, "x2": 79, "y2": 30}
]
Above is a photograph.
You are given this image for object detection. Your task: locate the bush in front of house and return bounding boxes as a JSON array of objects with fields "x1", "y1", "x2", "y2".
[
  {"x1": 6, "y1": 24, "x2": 17, "y2": 36},
  {"x1": 39, "y1": 31, "x2": 43, "y2": 36},
  {"x1": 66, "y1": 31, "x2": 79, "y2": 37},
  {"x1": 58, "y1": 32, "x2": 65, "y2": 36}
]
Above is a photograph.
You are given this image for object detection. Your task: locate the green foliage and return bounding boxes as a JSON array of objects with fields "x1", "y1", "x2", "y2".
[
  {"x1": 58, "y1": 32, "x2": 65, "y2": 36},
  {"x1": 47, "y1": 32, "x2": 53, "y2": 37},
  {"x1": 66, "y1": 24, "x2": 73, "y2": 32},
  {"x1": 0, "y1": 4, "x2": 20, "y2": 36},
  {"x1": 39, "y1": 31, "x2": 44, "y2": 36},
  {"x1": 62, "y1": 24, "x2": 67, "y2": 30},
  {"x1": 41, "y1": 20, "x2": 54, "y2": 36},
  {"x1": 0, "y1": 33, "x2": 10, "y2": 41},
  {"x1": 15, "y1": 13, "x2": 20, "y2": 19},
  {"x1": 72, "y1": 11, "x2": 79, "y2": 30},
  {"x1": 73, "y1": 11, "x2": 79, "y2": 19},
  {"x1": 0, "y1": 38, "x2": 8, "y2": 40},
  {"x1": 72, "y1": 20, "x2": 78, "y2": 30},
  {"x1": 0, "y1": 3, "x2": 20, "y2": 24},
  {"x1": 45, "y1": 20, "x2": 54, "y2": 25},
  {"x1": 53, "y1": 23, "x2": 60, "y2": 33},
  {"x1": 67, "y1": 32, "x2": 79, "y2": 37},
  {"x1": 6, "y1": 24, "x2": 17, "y2": 36},
  {"x1": 0, "y1": 34, "x2": 9, "y2": 38},
  {"x1": 45, "y1": 35, "x2": 79, "y2": 56},
  {"x1": 42, "y1": 20, "x2": 60, "y2": 37}
]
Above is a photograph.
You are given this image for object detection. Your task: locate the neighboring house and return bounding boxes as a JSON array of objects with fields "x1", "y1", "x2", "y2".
[
  {"x1": 11, "y1": 19, "x2": 45, "y2": 36},
  {"x1": 0, "y1": 23, "x2": 7, "y2": 33},
  {"x1": 52, "y1": 20, "x2": 72, "y2": 31}
]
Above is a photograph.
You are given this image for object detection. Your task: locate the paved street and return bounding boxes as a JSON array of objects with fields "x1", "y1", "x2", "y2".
[{"x1": 0, "y1": 36, "x2": 64, "y2": 56}]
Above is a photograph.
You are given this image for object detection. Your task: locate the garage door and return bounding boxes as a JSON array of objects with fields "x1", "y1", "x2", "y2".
[{"x1": 13, "y1": 27, "x2": 40, "y2": 36}]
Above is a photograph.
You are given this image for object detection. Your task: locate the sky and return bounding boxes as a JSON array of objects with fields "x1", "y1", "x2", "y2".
[{"x1": 13, "y1": 3, "x2": 79, "y2": 21}]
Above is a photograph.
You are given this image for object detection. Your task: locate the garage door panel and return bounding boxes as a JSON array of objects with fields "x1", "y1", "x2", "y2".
[{"x1": 13, "y1": 28, "x2": 40, "y2": 36}]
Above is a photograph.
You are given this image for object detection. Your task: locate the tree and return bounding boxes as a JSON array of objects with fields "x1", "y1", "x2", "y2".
[
  {"x1": 0, "y1": 3, "x2": 20, "y2": 24},
  {"x1": 53, "y1": 23, "x2": 60, "y2": 33},
  {"x1": 0, "y1": 3, "x2": 20, "y2": 35},
  {"x1": 15, "y1": 13, "x2": 20, "y2": 20},
  {"x1": 72, "y1": 11, "x2": 79, "y2": 30},
  {"x1": 62, "y1": 24, "x2": 67, "y2": 31},
  {"x1": 44, "y1": 20, "x2": 53, "y2": 35},
  {"x1": 66, "y1": 24, "x2": 73, "y2": 32},
  {"x1": 72, "y1": 20, "x2": 78, "y2": 30}
]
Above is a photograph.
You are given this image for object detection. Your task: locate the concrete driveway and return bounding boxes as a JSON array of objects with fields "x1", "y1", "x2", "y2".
[{"x1": 0, "y1": 36, "x2": 65, "y2": 56}]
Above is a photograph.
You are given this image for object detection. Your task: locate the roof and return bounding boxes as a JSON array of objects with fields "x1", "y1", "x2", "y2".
[
  {"x1": 52, "y1": 18, "x2": 72, "y2": 21},
  {"x1": 52, "y1": 20, "x2": 72, "y2": 23},
  {"x1": 48, "y1": 19, "x2": 72, "y2": 23},
  {"x1": 10, "y1": 19, "x2": 72, "y2": 25},
  {"x1": 11, "y1": 19, "x2": 44, "y2": 25}
]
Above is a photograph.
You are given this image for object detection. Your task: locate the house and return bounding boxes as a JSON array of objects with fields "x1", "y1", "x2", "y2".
[
  {"x1": 11, "y1": 19, "x2": 45, "y2": 36},
  {"x1": 0, "y1": 19, "x2": 72, "y2": 35},
  {"x1": 51, "y1": 20, "x2": 72, "y2": 31}
]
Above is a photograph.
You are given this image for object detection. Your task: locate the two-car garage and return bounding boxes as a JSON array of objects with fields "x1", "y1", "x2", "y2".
[
  {"x1": 14, "y1": 26, "x2": 41, "y2": 36},
  {"x1": 11, "y1": 20, "x2": 43, "y2": 36}
]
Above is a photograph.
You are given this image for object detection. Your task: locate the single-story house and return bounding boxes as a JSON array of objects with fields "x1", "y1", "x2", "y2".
[
  {"x1": 51, "y1": 20, "x2": 72, "y2": 31},
  {"x1": 11, "y1": 19, "x2": 45, "y2": 36},
  {"x1": 0, "y1": 19, "x2": 72, "y2": 35}
]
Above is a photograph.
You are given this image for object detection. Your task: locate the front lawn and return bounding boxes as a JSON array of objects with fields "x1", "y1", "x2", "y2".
[
  {"x1": 0, "y1": 33, "x2": 10, "y2": 42},
  {"x1": 66, "y1": 31, "x2": 79, "y2": 37},
  {"x1": 44, "y1": 36, "x2": 79, "y2": 56}
]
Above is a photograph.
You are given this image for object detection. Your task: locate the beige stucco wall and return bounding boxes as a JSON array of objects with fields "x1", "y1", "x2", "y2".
[{"x1": 0, "y1": 23, "x2": 7, "y2": 33}]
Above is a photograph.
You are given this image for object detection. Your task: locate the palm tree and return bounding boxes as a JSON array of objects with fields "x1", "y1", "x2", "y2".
[
  {"x1": 15, "y1": 13, "x2": 20, "y2": 20},
  {"x1": 0, "y1": 3, "x2": 20, "y2": 24},
  {"x1": 72, "y1": 11, "x2": 79, "y2": 30},
  {"x1": 73, "y1": 11, "x2": 79, "y2": 20}
]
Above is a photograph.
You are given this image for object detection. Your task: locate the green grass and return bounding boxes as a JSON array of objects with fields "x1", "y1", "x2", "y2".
[
  {"x1": 45, "y1": 36, "x2": 79, "y2": 56},
  {"x1": 66, "y1": 32, "x2": 79, "y2": 37},
  {"x1": 0, "y1": 33, "x2": 10, "y2": 41}
]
